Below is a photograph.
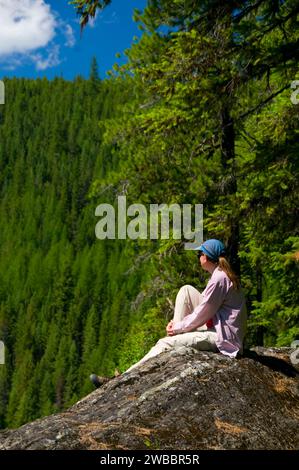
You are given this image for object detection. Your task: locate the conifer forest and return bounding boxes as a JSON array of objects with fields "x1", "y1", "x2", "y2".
[{"x1": 0, "y1": 0, "x2": 298, "y2": 428}]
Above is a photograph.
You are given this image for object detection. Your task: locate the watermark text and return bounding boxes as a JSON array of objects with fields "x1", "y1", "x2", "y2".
[
  {"x1": 0, "y1": 341, "x2": 4, "y2": 365},
  {"x1": 0, "y1": 80, "x2": 4, "y2": 105},
  {"x1": 291, "y1": 80, "x2": 299, "y2": 104},
  {"x1": 95, "y1": 197, "x2": 203, "y2": 250}
]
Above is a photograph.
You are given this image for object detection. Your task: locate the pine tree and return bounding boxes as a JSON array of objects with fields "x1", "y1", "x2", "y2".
[{"x1": 90, "y1": 56, "x2": 100, "y2": 83}]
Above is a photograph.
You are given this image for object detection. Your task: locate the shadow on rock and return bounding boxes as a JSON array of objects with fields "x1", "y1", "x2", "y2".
[{"x1": 243, "y1": 349, "x2": 298, "y2": 377}]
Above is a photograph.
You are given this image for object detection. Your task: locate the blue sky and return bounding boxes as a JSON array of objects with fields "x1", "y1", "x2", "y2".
[{"x1": 0, "y1": 0, "x2": 147, "y2": 80}]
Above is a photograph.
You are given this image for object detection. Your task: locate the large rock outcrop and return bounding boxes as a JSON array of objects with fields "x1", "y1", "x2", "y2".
[{"x1": 0, "y1": 347, "x2": 298, "y2": 450}]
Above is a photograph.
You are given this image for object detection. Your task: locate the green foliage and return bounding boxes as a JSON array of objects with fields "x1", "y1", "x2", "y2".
[
  {"x1": 0, "y1": 2, "x2": 299, "y2": 429},
  {"x1": 118, "y1": 305, "x2": 166, "y2": 372},
  {"x1": 0, "y1": 75, "x2": 145, "y2": 427},
  {"x1": 90, "y1": 56, "x2": 101, "y2": 83},
  {"x1": 70, "y1": 0, "x2": 111, "y2": 30},
  {"x1": 98, "y1": 0, "x2": 299, "y2": 346}
]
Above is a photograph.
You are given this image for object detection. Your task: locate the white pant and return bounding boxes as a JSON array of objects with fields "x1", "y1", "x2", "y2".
[{"x1": 126, "y1": 285, "x2": 218, "y2": 372}]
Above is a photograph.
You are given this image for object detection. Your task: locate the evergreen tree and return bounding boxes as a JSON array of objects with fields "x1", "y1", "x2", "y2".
[
  {"x1": 90, "y1": 56, "x2": 100, "y2": 83},
  {"x1": 0, "y1": 0, "x2": 298, "y2": 430}
]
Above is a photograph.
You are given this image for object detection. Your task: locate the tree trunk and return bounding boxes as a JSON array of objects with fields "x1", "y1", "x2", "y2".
[
  {"x1": 255, "y1": 261, "x2": 264, "y2": 346},
  {"x1": 220, "y1": 107, "x2": 240, "y2": 276}
]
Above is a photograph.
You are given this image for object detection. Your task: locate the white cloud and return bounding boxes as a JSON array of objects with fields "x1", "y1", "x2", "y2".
[
  {"x1": 31, "y1": 44, "x2": 61, "y2": 70},
  {"x1": 88, "y1": 10, "x2": 119, "y2": 28},
  {"x1": 103, "y1": 11, "x2": 119, "y2": 25},
  {"x1": 0, "y1": 0, "x2": 57, "y2": 56},
  {"x1": 88, "y1": 11, "x2": 100, "y2": 28},
  {"x1": 0, "y1": 1, "x2": 76, "y2": 70},
  {"x1": 0, "y1": 56, "x2": 24, "y2": 70},
  {"x1": 64, "y1": 24, "x2": 75, "y2": 47}
]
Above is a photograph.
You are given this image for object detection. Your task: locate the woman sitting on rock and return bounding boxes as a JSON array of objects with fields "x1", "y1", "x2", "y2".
[{"x1": 90, "y1": 239, "x2": 247, "y2": 386}]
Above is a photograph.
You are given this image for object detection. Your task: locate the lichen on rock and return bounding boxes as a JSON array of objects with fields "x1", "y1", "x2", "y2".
[{"x1": 0, "y1": 347, "x2": 298, "y2": 450}]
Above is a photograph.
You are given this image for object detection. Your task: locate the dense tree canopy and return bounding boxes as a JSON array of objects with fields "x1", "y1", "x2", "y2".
[
  {"x1": 94, "y1": 0, "x2": 299, "y2": 344},
  {"x1": 0, "y1": 1, "x2": 298, "y2": 428}
]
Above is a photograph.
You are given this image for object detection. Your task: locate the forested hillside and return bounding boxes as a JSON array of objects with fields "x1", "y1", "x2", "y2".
[
  {"x1": 0, "y1": 0, "x2": 299, "y2": 429},
  {"x1": 0, "y1": 73, "x2": 163, "y2": 428}
]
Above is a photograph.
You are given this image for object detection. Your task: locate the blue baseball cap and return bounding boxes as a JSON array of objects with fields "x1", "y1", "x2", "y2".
[{"x1": 194, "y1": 239, "x2": 226, "y2": 262}]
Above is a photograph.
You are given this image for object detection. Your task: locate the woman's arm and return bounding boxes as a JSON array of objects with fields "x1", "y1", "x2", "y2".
[{"x1": 172, "y1": 278, "x2": 229, "y2": 334}]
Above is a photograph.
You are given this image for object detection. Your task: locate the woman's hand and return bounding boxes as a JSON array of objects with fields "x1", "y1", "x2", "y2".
[{"x1": 166, "y1": 320, "x2": 175, "y2": 336}]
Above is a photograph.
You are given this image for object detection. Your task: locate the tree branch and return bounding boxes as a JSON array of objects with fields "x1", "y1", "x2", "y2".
[{"x1": 238, "y1": 84, "x2": 290, "y2": 121}]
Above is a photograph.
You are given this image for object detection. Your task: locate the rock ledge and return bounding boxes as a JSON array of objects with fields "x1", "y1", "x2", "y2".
[{"x1": 0, "y1": 347, "x2": 298, "y2": 450}]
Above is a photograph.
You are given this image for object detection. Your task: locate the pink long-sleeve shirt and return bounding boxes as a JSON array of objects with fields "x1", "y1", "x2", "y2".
[{"x1": 173, "y1": 267, "x2": 247, "y2": 357}]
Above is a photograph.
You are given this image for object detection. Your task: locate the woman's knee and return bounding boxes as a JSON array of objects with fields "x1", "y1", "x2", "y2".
[
  {"x1": 176, "y1": 284, "x2": 194, "y2": 298},
  {"x1": 179, "y1": 284, "x2": 194, "y2": 292},
  {"x1": 176, "y1": 284, "x2": 201, "y2": 303},
  {"x1": 156, "y1": 336, "x2": 176, "y2": 349}
]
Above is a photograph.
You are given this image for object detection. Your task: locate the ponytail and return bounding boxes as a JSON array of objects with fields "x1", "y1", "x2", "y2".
[{"x1": 218, "y1": 256, "x2": 241, "y2": 290}]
